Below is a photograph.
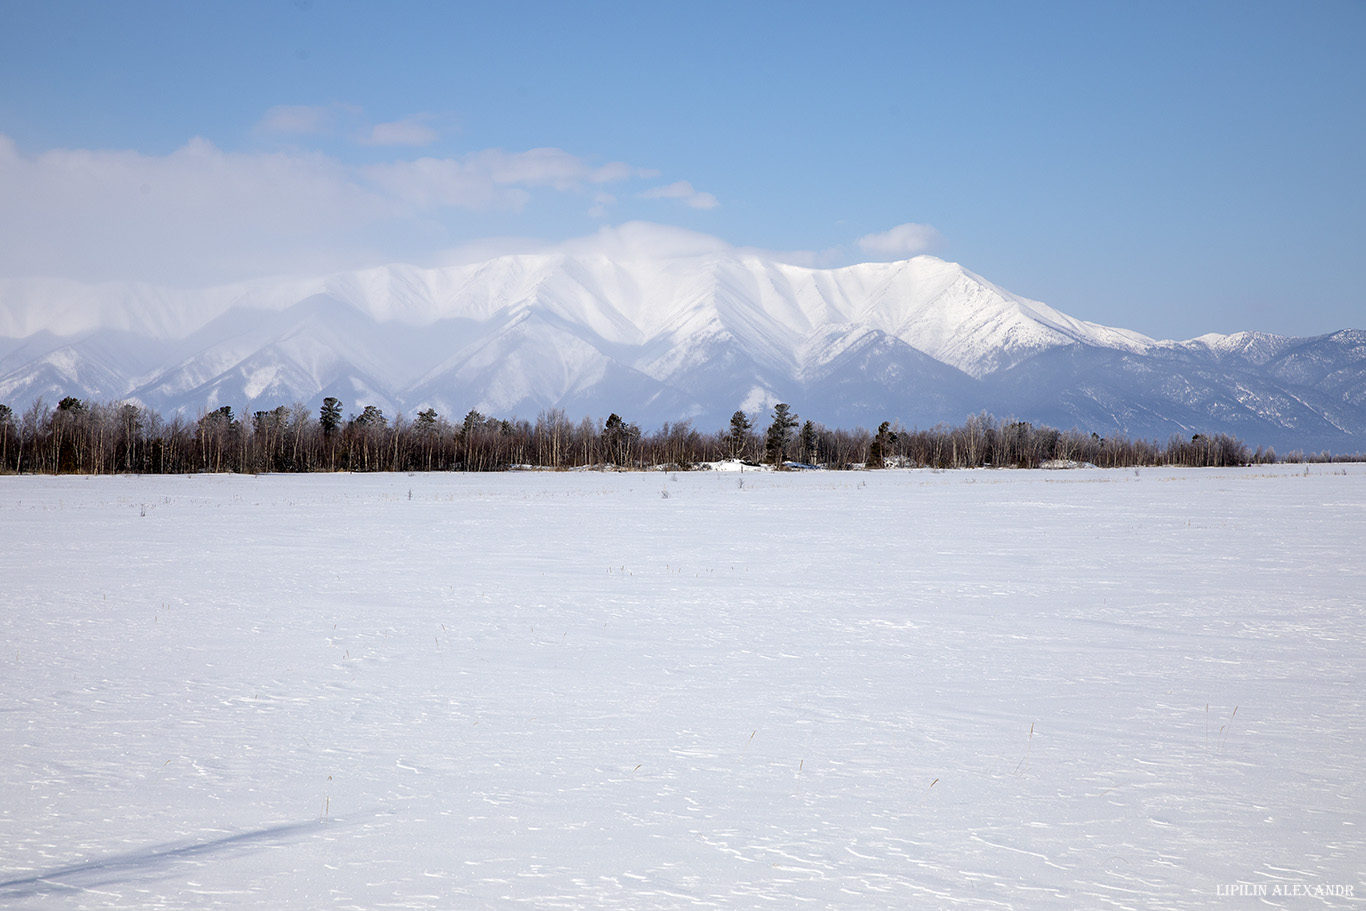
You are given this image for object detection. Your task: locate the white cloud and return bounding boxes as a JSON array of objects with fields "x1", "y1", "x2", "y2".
[
  {"x1": 636, "y1": 180, "x2": 720, "y2": 210},
  {"x1": 361, "y1": 155, "x2": 519, "y2": 211},
  {"x1": 434, "y1": 222, "x2": 734, "y2": 267},
  {"x1": 753, "y1": 246, "x2": 846, "y2": 268},
  {"x1": 0, "y1": 133, "x2": 670, "y2": 286},
  {"x1": 591, "y1": 161, "x2": 656, "y2": 184},
  {"x1": 360, "y1": 148, "x2": 646, "y2": 211},
  {"x1": 257, "y1": 105, "x2": 452, "y2": 148},
  {"x1": 429, "y1": 222, "x2": 733, "y2": 268},
  {"x1": 856, "y1": 222, "x2": 944, "y2": 259},
  {"x1": 481, "y1": 147, "x2": 607, "y2": 189},
  {"x1": 357, "y1": 116, "x2": 441, "y2": 147},
  {"x1": 559, "y1": 222, "x2": 732, "y2": 260},
  {"x1": 0, "y1": 134, "x2": 395, "y2": 285},
  {"x1": 254, "y1": 103, "x2": 358, "y2": 136},
  {"x1": 587, "y1": 192, "x2": 616, "y2": 219}
]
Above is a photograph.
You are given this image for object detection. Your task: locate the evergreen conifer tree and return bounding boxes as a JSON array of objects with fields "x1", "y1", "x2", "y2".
[
  {"x1": 867, "y1": 421, "x2": 897, "y2": 468},
  {"x1": 764, "y1": 403, "x2": 797, "y2": 466},
  {"x1": 727, "y1": 410, "x2": 751, "y2": 460},
  {"x1": 799, "y1": 420, "x2": 818, "y2": 465}
]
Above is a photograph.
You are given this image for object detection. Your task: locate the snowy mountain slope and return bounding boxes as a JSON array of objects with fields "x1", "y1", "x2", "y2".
[
  {"x1": 406, "y1": 308, "x2": 663, "y2": 419},
  {"x1": 0, "y1": 328, "x2": 181, "y2": 409},
  {"x1": 1173, "y1": 330, "x2": 1298, "y2": 365},
  {"x1": 836, "y1": 258, "x2": 1153, "y2": 377},
  {"x1": 0, "y1": 249, "x2": 1363, "y2": 452},
  {"x1": 983, "y1": 343, "x2": 1366, "y2": 452},
  {"x1": 123, "y1": 296, "x2": 406, "y2": 415},
  {"x1": 794, "y1": 329, "x2": 982, "y2": 429},
  {"x1": 1265, "y1": 329, "x2": 1366, "y2": 393}
]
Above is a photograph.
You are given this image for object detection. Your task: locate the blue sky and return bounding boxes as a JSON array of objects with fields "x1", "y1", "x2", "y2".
[{"x1": 1, "y1": 0, "x2": 1362, "y2": 339}]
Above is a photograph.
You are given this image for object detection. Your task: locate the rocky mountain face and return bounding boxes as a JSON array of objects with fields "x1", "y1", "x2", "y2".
[{"x1": 1, "y1": 251, "x2": 1363, "y2": 453}]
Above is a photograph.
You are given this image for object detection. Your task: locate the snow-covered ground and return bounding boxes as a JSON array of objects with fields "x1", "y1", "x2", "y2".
[{"x1": 2, "y1": 465, "x2": 1364, "y2": 909}]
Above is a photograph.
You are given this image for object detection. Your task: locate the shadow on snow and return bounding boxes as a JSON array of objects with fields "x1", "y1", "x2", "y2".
[{"x1": 0, "y1": 820, "x2": 326, "y2": 900}]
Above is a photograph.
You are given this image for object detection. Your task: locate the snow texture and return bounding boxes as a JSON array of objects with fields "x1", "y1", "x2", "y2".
[
  {"x1": 3, "y1": 252, "x2": 1363, "y2": 452},
  {"x1": 3, "y1": 466, "x2": 1364, "y2": 909}
]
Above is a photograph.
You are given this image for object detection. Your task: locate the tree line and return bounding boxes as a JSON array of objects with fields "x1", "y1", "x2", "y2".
[{"x1": 0, "y1": 395, "x2": 1346, "y2": 476}]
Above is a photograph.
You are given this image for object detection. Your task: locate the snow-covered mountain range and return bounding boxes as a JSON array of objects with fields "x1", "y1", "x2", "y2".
[{"x1": 2, "y1": 245, "x2": 1363, "y2": 452}]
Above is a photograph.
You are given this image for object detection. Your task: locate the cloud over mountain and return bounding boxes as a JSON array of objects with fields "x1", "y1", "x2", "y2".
[
  {"x1": 858, "y1": 223, "x2": 944, "y2": 258},
  {"x1": 1, "y1": 230, "x2": 1361, "y2": 453},
  {"x1": 0, "y1": 130, "x2": 689, "y2": 287},
  {"x1": 635, "y1": 181, "x2": 720, "y2": 210}
]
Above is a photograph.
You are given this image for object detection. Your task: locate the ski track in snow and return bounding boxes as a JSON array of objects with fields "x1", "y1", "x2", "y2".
[{"x1": 2, "y1": 465, "x2": 1364, "y2": 909}]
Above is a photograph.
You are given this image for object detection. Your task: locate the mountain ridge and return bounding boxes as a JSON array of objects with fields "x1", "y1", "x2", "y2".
[{"x1": 1, "y1": 251, "x2": 1363, "y2": 453}]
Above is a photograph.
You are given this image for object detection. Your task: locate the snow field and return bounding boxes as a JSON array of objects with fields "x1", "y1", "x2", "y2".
[{"x1": 2, "y1": 465, "x2": 1364, "y2": 909}]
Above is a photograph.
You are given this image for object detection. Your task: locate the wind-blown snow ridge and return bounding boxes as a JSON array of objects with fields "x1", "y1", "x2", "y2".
[{"x1": 0, "y1": 247, "x2": 1363, "y2": 452}]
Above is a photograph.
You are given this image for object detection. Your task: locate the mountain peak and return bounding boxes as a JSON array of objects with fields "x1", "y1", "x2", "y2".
[{"x1": 1, "y1": 248, "x2": 1362, "y2": 452}]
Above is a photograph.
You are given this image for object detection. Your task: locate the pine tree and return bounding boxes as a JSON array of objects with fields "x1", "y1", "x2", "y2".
[
  {"x1": 764, "y1": 403, "x2": 797, "y2": 466},
  {"x1": 601, "y1": 413, "x2": 639, "y2": 467},
  {"x1": 799, "y1": 420, "x2": 818, "y2": 465},
  {"x1": 320, "y1": 398, "x2": 343, "y2": 470},
  {"x1": 727, "y1": 410, "x2": 752, "y2": 460},
  {"x1": 867, "y1": 420, "x2": 897, "y2": 468},
  {"x1": 320, "y1": 398, "x2": 343, "y2": 436}
]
